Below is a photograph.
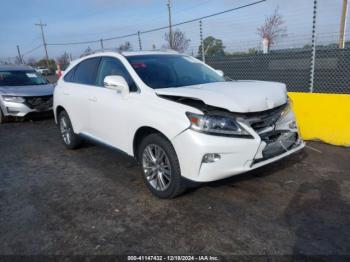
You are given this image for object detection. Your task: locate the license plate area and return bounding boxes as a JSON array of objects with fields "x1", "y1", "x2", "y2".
[{"x1": 260, "y1": 131, "x2": 298, "y2": 159}]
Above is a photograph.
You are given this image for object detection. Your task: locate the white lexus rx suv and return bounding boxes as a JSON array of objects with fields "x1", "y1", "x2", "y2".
[{"x1": 54, "y1": 51, "x2": 304, "y2": 198}]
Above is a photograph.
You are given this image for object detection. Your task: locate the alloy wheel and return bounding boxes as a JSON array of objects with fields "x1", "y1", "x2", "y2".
[
  {"x1": 142, "y1": 144, "x2": 172, "y2": 191},
  {"x1": 60, "y1": 116, "x2": 71, "y2": 145}
]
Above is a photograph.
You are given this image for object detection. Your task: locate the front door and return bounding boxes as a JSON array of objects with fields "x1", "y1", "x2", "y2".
[{"x1": 87, "y1": 56, "x2": 138, "y2": 152}]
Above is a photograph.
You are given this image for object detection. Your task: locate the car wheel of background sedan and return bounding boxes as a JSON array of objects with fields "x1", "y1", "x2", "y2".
[
  {"x1": 58, "y1": 111, "x2": 81, "y2": 149},
  {"x1": 0, "y1": 108, "x2": 5, "y2": 124},
  {"x1": 138, "y1": 133, "x2": 185, "y2": 199}
]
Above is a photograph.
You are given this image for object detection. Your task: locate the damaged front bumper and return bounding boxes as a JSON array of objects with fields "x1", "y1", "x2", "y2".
[
  {"x1": 172, "y1": 109, "x2": 305, "y2": 182},
  {"x1": 249, "y1": 138, "x2": 304, "y2": 170}
]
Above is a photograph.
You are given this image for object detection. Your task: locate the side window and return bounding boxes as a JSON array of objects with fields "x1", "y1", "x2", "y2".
[
  {"x1": 74, "y1": 57, "x2": 101, "y2": 85},
  {"x1": 96, "y1": 57, "x2": 138, "y2": 92},
  {"x1": 63, "y1": 67, "x2": 76, "y2": 82}
]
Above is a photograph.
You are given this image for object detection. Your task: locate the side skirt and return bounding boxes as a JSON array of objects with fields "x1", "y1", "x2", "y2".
[{"x1": 79, "y1": 132, "x2": 136, "y2": 161}]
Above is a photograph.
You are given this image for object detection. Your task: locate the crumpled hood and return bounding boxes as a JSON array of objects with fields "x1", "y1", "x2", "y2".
[
  {"x1": 155, "y1": 81, "x2": 287, "y2": 113},
  {"x1": 0, "y1": 84, "x2": 54, "y2": 97}
]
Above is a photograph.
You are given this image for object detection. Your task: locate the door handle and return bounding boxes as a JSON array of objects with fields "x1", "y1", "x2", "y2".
[
  {"x1": 89, "y1": 96, "x2": 97, "y2": 102},
  {"x1": 63, "y1": 91, "x2": 70, "y2": 95}
]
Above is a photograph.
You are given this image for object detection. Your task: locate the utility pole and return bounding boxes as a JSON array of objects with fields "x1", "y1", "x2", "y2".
[
  {"x1": 199, "y1": 20, "x2": 205, "y2": 63},
  {"x1": 138, "y1": 31, "x2": 142, "y2": 51},
  {"x1": 339, "y1": 0, "x2": 348, "y2": 49},
  {"x1": 167, "y1": 0, "x2": 173, "y2": 49},
  {"x1": 100, "y1": 39, "x2": 104, "y2": 50},
  {"x1": 16, "y1": 45, "x2": 23, "y2": 64},
  {"x1": 35, "y1": 20, "x2": 50, "y2": 71}
]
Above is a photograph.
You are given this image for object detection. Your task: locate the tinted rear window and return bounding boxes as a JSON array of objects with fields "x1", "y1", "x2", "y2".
[
  {"x1": 67, "y1": 57, "x2": 101, "y2": 85},
  {"x1": 63, "y1": 67, "x2": 76, "y2": 82}
]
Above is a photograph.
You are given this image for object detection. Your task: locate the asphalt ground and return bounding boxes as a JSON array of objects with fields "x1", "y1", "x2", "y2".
[{"x1": 0, "y1": 118, "x2": 349, "y2": 257}]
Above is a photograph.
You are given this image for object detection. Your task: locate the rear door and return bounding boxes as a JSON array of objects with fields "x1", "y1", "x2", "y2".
[{"x1": 61, "y1": 57, "x2": 101, "y2": 134}]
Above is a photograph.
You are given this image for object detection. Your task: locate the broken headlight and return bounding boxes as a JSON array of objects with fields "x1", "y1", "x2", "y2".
[{"x1": 186, "y1": 112, "x2": 252, "y2": 138}]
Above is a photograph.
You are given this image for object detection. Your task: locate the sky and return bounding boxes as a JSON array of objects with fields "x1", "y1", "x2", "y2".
[{"x1": 0, "y1": 0, "x2": 348, "y2": 61}]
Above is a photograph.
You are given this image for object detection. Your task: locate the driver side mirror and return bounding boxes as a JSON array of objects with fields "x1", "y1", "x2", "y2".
[
  {"x1": 215, "y1": 69, "x2": 224, "y2": 77},
  {"x1": 104, "y1": 75, "x2": 129, "y2": 97}
]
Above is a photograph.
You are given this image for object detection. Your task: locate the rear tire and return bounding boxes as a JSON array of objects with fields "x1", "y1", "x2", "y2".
[
  {"x1": 58, "y1": 111, "x2": 81, "y2": 149},
  {"x1": 138, "y1": 133, "x2": 186, "y2": 198}
]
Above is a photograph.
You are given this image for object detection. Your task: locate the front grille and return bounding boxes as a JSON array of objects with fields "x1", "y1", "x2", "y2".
[
  {"x1": 25, "y1": 95, "x2": 53, "y2": 110},
  {"x1": 261, "y1": 131, "x2": 298, "y2": 158},
  {"x1": 242, "y1": 103, "x2": 287, "y2": 132},
  {"x1": 253, "y1": 131, "x2": 299, "y2": 164}
]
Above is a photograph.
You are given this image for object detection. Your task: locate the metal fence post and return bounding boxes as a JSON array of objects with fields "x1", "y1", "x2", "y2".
[
  {"x1": 138, "y1": 31, "x2": 142, "y2": 51},
  {"x1": 310, "y1": 0, "x2": 318, "y2": 93},
  {"x1": 199, "y1": 20, "x2": 205, "y2": 63},
  {"x1": 100, "y1": 39, "x2": 104, "y2": 50}
]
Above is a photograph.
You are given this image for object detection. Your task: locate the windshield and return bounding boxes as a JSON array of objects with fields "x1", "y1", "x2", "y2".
[
  {"x1": 126, "y1": 55, "x2": 225, "y2": 89},
  {"x1": 0, "y1": 70, "x2": 48, "y2": 86}
]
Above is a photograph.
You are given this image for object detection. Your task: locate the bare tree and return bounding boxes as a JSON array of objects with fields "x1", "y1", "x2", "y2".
[
  {"x1": 118, "y1": 41, "x2": 132, "y2": 52},
  {"x1": 80, "y1": 46, "x2": 92, "y2": 57},
  {"x1": 15, "y1": 56, "x2": 23, "y2": 65},
  {"x1": 257, "y1": 8, "x2": 287, "y2": 51},
  {"x1": 27, "y1": 57, "x2": 37, "y2": 66},
  {"x1": 164, "y1": 29, "x2": 190, "y2": 53},
  {"x1": 57, "y1": 52, "x2": 70, "y2": 66}
]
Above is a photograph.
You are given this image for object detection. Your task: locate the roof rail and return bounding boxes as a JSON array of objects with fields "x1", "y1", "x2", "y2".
[
  {"x1": 79, "y1": 48, "x2": 120, "y2": 58},
  {"x1": 79, "y1": 48, "x2": 180, "y2": 59}
]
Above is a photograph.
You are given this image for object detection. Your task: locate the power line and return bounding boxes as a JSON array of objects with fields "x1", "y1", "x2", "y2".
[
  {"x1": 139, "y1": 0, "x2": 267, "y2": 35},
  {"x1": 103, "y1": 33, "x2": 138, "y2": 42},
  {"x1": 47, "y1": 39, "x2": 101, "y2": 46},
  {"x1": 22, "y1": 44, "x2": 43, "y2": 56},
  {"x1": 46, "y1": 0, "x2": 266, "y2": 46}
]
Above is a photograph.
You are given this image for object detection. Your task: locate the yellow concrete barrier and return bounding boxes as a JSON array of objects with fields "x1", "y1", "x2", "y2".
[{"x1": 288, "y1": 92, "x2": 350, "y2": 146}]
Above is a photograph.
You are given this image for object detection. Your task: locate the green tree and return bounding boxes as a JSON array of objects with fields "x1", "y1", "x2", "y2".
[
  {"x1": 198, "y1": 36, "x2": 225, "y2": 57},
  {"x1": 248, "y1": 48, "x2": 258, "y2": 54}
]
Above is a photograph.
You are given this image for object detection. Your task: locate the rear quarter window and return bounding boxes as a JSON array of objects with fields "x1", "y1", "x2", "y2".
[
  {"x1": 64, "y1": 57, "x2": 101, "y2": 85},
  {"x1": 63, "y1": 67, "x2": 76, "y2": 82}
]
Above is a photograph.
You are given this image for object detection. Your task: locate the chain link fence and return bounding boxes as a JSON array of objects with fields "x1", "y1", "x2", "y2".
[{"x1": 205, "y1": 46, "x2": 350, "y2": 94}]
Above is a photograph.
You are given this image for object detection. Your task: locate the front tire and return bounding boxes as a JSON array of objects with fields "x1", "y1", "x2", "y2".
[
  {"x1": 138, "y1": 133, "x2": 185, "y2": 198},
  {"x1": 58, "y1": 111, "x2": 81, "y2": 149}
]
